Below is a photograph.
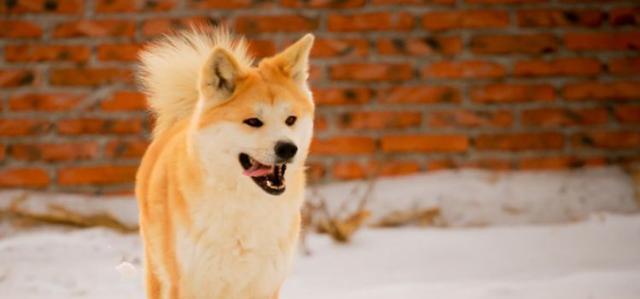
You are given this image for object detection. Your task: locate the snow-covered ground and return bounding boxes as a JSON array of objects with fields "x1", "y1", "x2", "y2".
[{"x1": 1, "y1": 214, "x2": 639, "y2": 299}]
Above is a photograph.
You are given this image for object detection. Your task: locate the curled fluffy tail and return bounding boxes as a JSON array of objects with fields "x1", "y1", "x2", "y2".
[{"x1": 137, "y1": 26, "x2": 254, "y2": 137}]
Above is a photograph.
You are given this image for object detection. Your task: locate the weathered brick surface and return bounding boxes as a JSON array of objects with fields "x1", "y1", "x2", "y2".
[
  {"x1": 0, "y1": 1, "x2": 639, "y2": 192},
  {"x1": 10, "y1": 142, "x2": 99, "y2": 162},
  {"x1": 5, "y1": 45, "x2": 90, "y2": 62},
  {"x1": 9, "y1": 93, "x2": 84, "y2": 111}
]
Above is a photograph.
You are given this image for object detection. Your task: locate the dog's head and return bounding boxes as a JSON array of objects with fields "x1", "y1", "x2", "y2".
[{"x1": 192, "y1": 34, "x2": 315, "y2": 196}]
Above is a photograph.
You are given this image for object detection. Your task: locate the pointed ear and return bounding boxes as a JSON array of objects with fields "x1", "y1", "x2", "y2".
[
  {"x1": 198, "y1": 47, "x2": 242, "y2": 102},
  {"x1": 270, "y1": 33, "x2": 315, "y2": 88}
]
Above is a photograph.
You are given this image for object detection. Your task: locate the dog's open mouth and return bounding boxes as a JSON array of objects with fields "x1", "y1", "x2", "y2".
[{"x1": 239, "y1": 153, "x2": 286, "y2": 196}]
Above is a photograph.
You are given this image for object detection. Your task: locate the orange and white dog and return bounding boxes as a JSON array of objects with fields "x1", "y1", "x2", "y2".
[{"x1": 135, "y1": 27, "x2": 315, "y2": 299}]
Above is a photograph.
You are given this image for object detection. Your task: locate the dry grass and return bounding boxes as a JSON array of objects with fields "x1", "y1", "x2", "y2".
[
  {"x1": 301, "y1": 175, "x2": 375, "y2": 252},
  {"x1": 0, "y1": 192, "x2": 136, "y2": 233}
]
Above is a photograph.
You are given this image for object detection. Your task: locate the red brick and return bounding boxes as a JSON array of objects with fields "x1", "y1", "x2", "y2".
[
  {"x1": 189, "y1": 0, "x2": 251, "y2": 8},
  {"x1": 380, "y1": 86, "x2": 461, "y2": 104},
  {"x1": 58, "y1": 165, "x2": 138, "y2": 186},
  {"x1": 608, "y1": 57, "x2": 640, "y2": 75},
  {"x1": 57, "y1": 118, "x2": 143, "y2": 135},
  {"x1": 308, "y1": 64, "x2": 324, "y2": 82},
  {"x1": 100, "y1": 91, "x2": 146, "y2": 111},
  {"x1": 236, "y1": 15, "x2": 318, "y2": 34},
  {"x1": 96, "y1": 0, "x2": 175, "y2": 12},
  {"x1": 476, "y1": 133, "x2": 564, "y2": 151},
  {"x1": 10, "y1": 142, "x2": 98, "y2": 162},
  {"x1": 471, "y1": 84, "x2": 555, "y2": 103},
  {"x1": 97, "y1": 43, "x2": 142, "y2": 61},
  {"x1": 573, "y1": 131, "x2": 640, "y2": 149},
  {"x1": 377, "y1": 36, "x2": 462, "y2": 56},
  {"x1": 422, "y1": 61, "x2": 505, "y2": 79},
  {"x1": 429, "y1": 110, "x2": 513, "y2": 128},
  {"x1": 470, "y1": 34, "x2": 558, "y2": 54},
  {"x1": 521, "y1": 108, "x2": 608, "y2": 127},
  {"x1": 518, "y1": 157, "x2": 576, "y2": 170},
  {"x1": 0, "y1": 168, "x2": 49, "y2": 188},
  {"x1": 312, "y1": 38, "x2": 368, "y2": 58},
  {"x1": 610, "y1": 7, "x2": 640, "y2": 26},
  {"x1": 0, "y1": 70, "x2": 35, "y2": 87},
  {"x1": 517, "y1": 9, "x2": 604, "y2": 27},
  {"x1": 375, "y1": 160, "x2": 421, "y2": 177},
  {"x1": 141, "y1": 17, "x2": 213, "y2": 37},
  {"x1": 0, "y1": 0, "x2": 82, "y2": 13},
  {"x1": 282, "y1": 0, "x2": 365, "y2": 8},
  {"x1": 0, "y1": 20, "x2": 42, "y2": 38},
  {"x1": 338, "y1": 111, "x2": 422, "y2": 129},
  {"x1": 426, "y1": 159, "x2": 457, "y2": 171},
  {"x1": 428, "y1": 159, "x2": 514, "y2": 171},
  {"x1": 514, "y1": 58, "x2": 602, "y2": 77},
  {"x1": 560, "y1": 0, "x2": 633, "y2": 2},
  {"x1": 5, "y1": 45, "x2": 90, "y2": 62},
  {"x1": 9, "y1": 93, "x2": 83, "y2": 111},
  {"x1": 461, "y1": 159, "x2": 512, "y2": 170},
  {"x1": 105, "y1": 139, "x2": 150, "y2": 158},
  {"x1": 373, "y1": 0, "x2": 454, "y2": 4},
  {"x1": 328, "y1": 12, "x2": 414, "y2": 32},
  {"x1": 330, "y1": 63, "x2": 413, "y2": 81},
  {"x1": 466, "y1": 0, "x2": 544, "y2": 3},
  {"x1": 306, "y1": 162, "x2": 326, "y2": 183},
  {"x1": 381, "y1": 135, "x2": 468, "y2": 153},
  {"x1": 563, "y1": 81, "x2": 640, "y2": 101},
  {"x1": 565, "y1": 32, "x2": 640, "y2": 51},
  {"x1": 313, "y1": 87, "x2": 372, "y2": 106},
  {"x1": 247, "y1": 40, "x2": 277, "y2": 58},
  {"x1": 571, "y1": 157, "x2": 607, "y2": 168},
  {"x1": 614, "y1": 105, "x2": 640, "y2": 124},
  {"x1": 332, "y1": 160, "x2": 420, "y2": 180},
  {"x1": 332, "y1": 161, "x2": 367, "y2": 180},
  {"x1": 50, "y1": 68, "x2": 132, "y2": 86},
  {"x1": 0, "y1": 119, "x2": 49, "y2": 136},
  {"x1": 314, "y1": 116, "x2": 328, "y2": 132},
  {"x1": 422, "y1": 10, "x2": 509, "y2": 31},
  {"x1": 310, "y1": 137, "x2": 376, "y2": 155},
  {"x1": 53, "y1": 20, "x2": 135, "y2": 38},
  {"x1": 95, "y1": 0, "x2": 135, "y2": 12}
]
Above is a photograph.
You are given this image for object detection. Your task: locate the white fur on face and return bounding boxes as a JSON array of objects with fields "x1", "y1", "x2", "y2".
[{"x1": 193, "y1": 99, "x2": 313, "y2": 187}]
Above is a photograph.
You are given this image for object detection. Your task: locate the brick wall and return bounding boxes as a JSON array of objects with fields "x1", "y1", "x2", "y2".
[{"x1": 0, "y1": 0, "x2": 639, "y2": 194}]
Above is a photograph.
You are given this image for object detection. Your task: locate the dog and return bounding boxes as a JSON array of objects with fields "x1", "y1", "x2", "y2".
[{"x1": 135, "y1": 26, "x2": 315, "y2": 299}]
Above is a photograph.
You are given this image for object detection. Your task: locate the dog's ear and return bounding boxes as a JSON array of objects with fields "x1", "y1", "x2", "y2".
[
  {"x1": 270, "y1": 34, "x2": 315, "y2": 89},
  {"x1": 199, "y1": 47, "x2": 242, "y2": 103}
]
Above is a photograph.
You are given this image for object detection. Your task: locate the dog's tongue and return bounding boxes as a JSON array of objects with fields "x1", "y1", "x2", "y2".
[{"x1": 243, "y1": 164, "x2": 273, "y2": 177}]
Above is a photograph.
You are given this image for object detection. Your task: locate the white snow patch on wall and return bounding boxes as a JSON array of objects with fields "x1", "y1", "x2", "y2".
[{"x1": 312, "y1": 166, "x2": 638, "y2": 226}]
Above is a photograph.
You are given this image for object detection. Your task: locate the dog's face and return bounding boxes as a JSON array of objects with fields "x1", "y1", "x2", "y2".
[{"x1": 193, "y1": 35, "x2": 315, "y2": 196}]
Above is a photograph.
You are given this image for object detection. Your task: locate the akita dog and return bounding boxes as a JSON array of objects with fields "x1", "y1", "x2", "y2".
[{"x1": 135, "y1": 27, "x2": 315, "y2": 299}]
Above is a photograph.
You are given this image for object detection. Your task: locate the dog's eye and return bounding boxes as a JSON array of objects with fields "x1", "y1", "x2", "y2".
[
  {"x1": 243, "y1": 118, "x2": 263, "y2": 128},
  {"x1": 285, "y1": 116, "x2": 297, "y2": 126}
]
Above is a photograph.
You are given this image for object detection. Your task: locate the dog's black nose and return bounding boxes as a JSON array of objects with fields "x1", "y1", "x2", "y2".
[{"x1": 275, "y1": 141, "x2": 297, "y2": 161}]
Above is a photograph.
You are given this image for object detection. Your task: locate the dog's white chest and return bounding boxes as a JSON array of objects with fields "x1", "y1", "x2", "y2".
[{"x1": 176, "y1": 195, "x2": 298, "y2": 299}]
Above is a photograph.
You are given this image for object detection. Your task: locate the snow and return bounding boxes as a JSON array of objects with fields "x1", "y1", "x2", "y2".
[
  {"x1": 313, "y1": 166, "x2": 638, "y2": 226},
  {"x1": 1, "y1": 167, "x2": 636, "y2": 231},
  {"x1": 1, "y1": 214, "x2": 640, "y2": 299}
]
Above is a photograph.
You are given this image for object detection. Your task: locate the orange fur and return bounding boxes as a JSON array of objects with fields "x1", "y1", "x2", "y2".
[{"x1": 136, "y1": 27, "x2": 314, "y2": 299}]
